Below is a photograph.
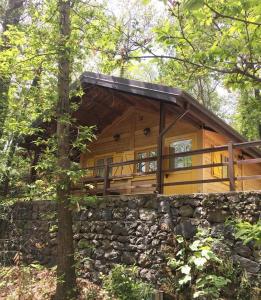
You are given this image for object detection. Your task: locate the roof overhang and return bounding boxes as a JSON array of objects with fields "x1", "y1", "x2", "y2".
[{"x1": 80, "y1": 72, "x2": 260, "y2": 158}]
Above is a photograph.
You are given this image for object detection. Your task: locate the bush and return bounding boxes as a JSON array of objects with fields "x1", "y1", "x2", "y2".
[{"x1": 102, "y1": 264, "x2": 154, "y2": 300}]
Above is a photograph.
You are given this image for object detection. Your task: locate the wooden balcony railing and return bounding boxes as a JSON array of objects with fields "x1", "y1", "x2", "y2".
[{"x1": 77, "y1": 140, "x2": 261, "y2": 195}]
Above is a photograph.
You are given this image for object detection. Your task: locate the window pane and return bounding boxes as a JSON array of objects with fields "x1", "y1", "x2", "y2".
[
  {"x1": 107, "y1": 157, "x2": 113, "y2": 176},
  {"x1": 96, "y1": 159, "x2": 104, "y2": 177},
  {"x1": 222, "y1": 155, "x2": 229, "y2": 178},
  {"x1": 137, "y1": 152, "x2": 146, "y2": 172},
  {"x1": 169, "y1": 139, "x2": 192, "y2": 168},
  {"x1": 148, "y1": 151, "x2": 157, "y2": 172}
]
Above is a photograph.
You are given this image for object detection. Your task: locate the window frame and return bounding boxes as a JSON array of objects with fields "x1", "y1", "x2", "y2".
[
  {"x1": 95, "y1": 156, "x2": 113, "y2": 177},
  {"x1": 168, "y1": 138, "x2": 193, "y2": 170},
  {"x1": 135, "y1": 149, "x2": 157, "y2": 173}
]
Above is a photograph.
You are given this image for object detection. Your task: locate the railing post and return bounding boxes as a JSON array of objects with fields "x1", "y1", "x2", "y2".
[
  {"x1": 103, "y1": 159, "x2": 110, "y2": 195},
  {"x1": 228, "y1": 141, "x2": 235, "y2": 191}
]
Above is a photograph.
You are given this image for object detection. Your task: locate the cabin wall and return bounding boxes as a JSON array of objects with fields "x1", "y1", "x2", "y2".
[
  {"x1": 202, "y1": 130, "x2": 261, "y2": 192},
  {"x1": 241, "y1": 156, "x2": 261, "y2": 191},
  {"x1": 80, "y1": 110, "x2": 260, "y2": 195},
  {"x1": 80, "y1": 107, "x2": 203, "y2": 195}
]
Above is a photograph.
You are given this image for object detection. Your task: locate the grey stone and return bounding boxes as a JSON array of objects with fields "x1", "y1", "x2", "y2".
[
  {"x1": 179, "y1": 205, "x2": 194, "y2": 217},
  {"x1": 175, "y1": 220, "x2": 196, "y2": 239},
  {"x1": 233, "y1": 255, "x2": 260, "y2": 273},
  {"x1": 113, "y1": 208, "x2": 126, "y2": 220},
  {"x1": 158, "y1": 200, "x2": 170, "y2": 213},
  {"x1": 126, "y1": 209, "x2": 139, "y2": 220},
  {"x1": 121, "y1": 251, "x2": 136, "y2": 264},
  {"x1": 128, "y1": 200, "x2": 137, "y2": 209},
  {"x1": 207, "y1": 209, "x2": 230, "y2": 223},
  {"x1": 139, "y1": 209, "x2": 157, "y2": 221},
  {"x1": 104, "y1": 250, "x2": 120, "y2": 262},
  {"x1": 112, "y1": 223, "x2": 128, "y2": 235},
  {"x1": 139, "y1": 253, "x2": 152, "y2": 267},
  {"x1": 100, "y1": 209, "x2": 112, "y2": 221},
  {"x1": 159, "y1": 217, "x2": 173, "y2": 231},
  {"x1": 144, "y1": 197, "x2": 158, "y2": 209},
  {"x1": 193, "y1": 207, "x2": 206, "y2": 218},
  {"x1": 150, "y1": 224, "x2": 158, "y2": 234},
  {"x1": 170, "y1": 207, "x2": 179, "y2": 217},
  {"x1": 234, "y1": 241, "x2": 252, "y2": 258}
]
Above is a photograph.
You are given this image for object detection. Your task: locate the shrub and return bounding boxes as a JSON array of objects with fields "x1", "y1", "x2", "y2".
[
  {"x1": 228, "y1": 219, "x2": 261, "y2": 247},
  {"x1": 102, "y1": 264, "x2": 154, "y2": 300}
]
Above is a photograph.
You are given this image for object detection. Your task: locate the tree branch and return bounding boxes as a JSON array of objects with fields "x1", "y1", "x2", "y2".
[
  {"x1": 205, "y1": 2, "x2": 261, "y2": 26},
  {"x1": 126, "y1": 54, "x2": 261, "y2": 83}
]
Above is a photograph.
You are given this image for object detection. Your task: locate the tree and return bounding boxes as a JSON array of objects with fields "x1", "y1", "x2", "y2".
[
  {"x1": 0, "y1": 0, "x2": 25, "y2": 140},
  {"x1": 133, "y1": 0, "x2": 261, "y2": 138},
  {"x1": 55, "y1": 0, "x2": 76, "y2": 298}
]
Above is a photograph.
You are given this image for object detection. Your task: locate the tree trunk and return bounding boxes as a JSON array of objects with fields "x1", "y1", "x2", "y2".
[
  {"x1": 0, "y1": 0, "x2": 25, "y2": 140},
  {"x1": 55, "y1": 1, "x2": 77, "y2": 299},
  {"x1": 1, "y1": 136, "x2": 17, "y2": 195}
]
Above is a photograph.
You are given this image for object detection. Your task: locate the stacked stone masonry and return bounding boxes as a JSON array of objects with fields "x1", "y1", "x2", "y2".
[{"x1": 0, "y1": 191, "x2": 260, "y2": 284}]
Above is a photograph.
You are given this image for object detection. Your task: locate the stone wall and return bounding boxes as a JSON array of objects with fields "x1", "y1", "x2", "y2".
[{"x1": 0, "y1": 191, "x2": 260, "y2": 285}]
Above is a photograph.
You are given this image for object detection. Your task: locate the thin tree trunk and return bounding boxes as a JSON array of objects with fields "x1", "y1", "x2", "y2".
[
  {"x1": 0, "y1": 0, "x2": 25, "y2": 140},
  {"x1": 1, "y1": 136, "x2": 17, "y2": 195},
  {"x1": 0, "y1": 67, "x2": 42, "y2": 194},
  {"x1": 55, "y1": 0, "x2": 77, "y2": 299}
]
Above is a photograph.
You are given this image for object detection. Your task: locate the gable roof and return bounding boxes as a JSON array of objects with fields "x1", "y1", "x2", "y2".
[
  {"x1": 21, "y1": 71, "x2": 260, "y2": 159},
  {"x1": 80, "y1": 73, "x2": 235, "y2": 136},
  {"x1": 79, "y1": 72, "x2": 260, "y2": 158}
]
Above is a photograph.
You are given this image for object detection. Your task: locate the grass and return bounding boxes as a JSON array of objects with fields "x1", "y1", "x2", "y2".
[{"x1": 0, "y1": 265, "x2": 109, "y2": 300}]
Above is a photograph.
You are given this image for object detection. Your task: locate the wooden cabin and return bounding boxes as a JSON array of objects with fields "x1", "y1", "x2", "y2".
[{"x1": 74, "y1": 72, "x2": 261, "y2": 195}]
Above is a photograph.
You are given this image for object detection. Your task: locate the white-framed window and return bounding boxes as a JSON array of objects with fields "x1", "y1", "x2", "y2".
[
  {"x1": 169, "y1": 139, "x2": 192, "y2": 169},
  {"x1": 95, "y1": 157, "x2": 113, "y2": 177},
  {"x1": 136, "y1": 150, "x2": 157, "y2": 173}
]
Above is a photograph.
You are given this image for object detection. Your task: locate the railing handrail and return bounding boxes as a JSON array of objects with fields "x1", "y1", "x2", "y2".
[
  {"x1": 79, "y1": 140, "x2": 261, "y2": 171},
  {"x1": 80, "y1": 139, "x2": 261, "y2": 195}
]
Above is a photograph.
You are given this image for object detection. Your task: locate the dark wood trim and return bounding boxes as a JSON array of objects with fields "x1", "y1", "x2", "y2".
[
  {"x1": 228, "y1": 141, "x2": 236, "y2": 191},
  {"x1": 163, "y1": 162, "x2": 228, "y2": 173},
  {"x1": 163, "y1": 177, "x2": 230, "y2": 186},
  {"x1": 156, "y1": 102, "x2": 166, "y2": 194},
  {"x1": 234, "y1": 140, "x2": 261, "y2": 149},
  {"x1": 156, "y1": 108, "x2": 189, "y2": 193},
  {"x1": 237, "y1": 158, "x2": 261, "y2": 165},
  {"x1": 103, "y1": 159, "x2": 110, "y2": 195},
  {"x1": 236, "y1": 175, "x2": 261, "y2": 181}
]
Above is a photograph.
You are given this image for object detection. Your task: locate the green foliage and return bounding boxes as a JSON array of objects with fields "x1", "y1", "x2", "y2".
[
  {"x1": 167, "y1": 231, "x2": 230, "y2": 299},
  {"x1": 154, "y1": 0, "x2": 261, "y2": 138},
  {"x1": 228, "y1": 219, "x2": 261, "y2": 247},
  {"x1": 234, "y1": 90, "x2": 261, "y2": 140},
  {"x1": 103, "y1": 264, "x2": 154, "y2": 300}
]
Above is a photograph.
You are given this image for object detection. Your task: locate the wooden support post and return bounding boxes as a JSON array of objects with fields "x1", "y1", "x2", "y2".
[
  {"x1": 103, "y1": 159, "x2": 110, "y2": 195},
  {"x1": 228, "y1": 141, "x2": 235, "y2": 191},
  {"x1": 157, "y1": 105, "x2": 189, "y2": 194},
  {"x1": 157, "y1": 102, "x2": 166, "y2": 194}
]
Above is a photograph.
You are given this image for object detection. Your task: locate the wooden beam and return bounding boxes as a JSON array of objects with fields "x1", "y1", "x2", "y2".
[
  {"x1": 156, "y1": 102, "x2": 166, "y2": 193},
  {"x1": 228, "y1": 141, "x2": 236, "y2": 191}
]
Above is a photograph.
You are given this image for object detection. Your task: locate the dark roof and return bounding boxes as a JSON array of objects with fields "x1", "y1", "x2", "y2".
[{"x1": 80, "y1": 71, "x2": 260, "y2": 157}]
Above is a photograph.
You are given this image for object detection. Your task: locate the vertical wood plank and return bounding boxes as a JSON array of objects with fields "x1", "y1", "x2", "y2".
[{"x1": 228, "y1": 141, "x2": 236, "y2": 191}]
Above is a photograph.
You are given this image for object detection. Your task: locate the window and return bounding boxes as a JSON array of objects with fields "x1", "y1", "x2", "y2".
[
  {"x1": 136, "y1": 150, "x2": 157, "y2": 173},
  {"x1": 211, "y1": 153, "x2": 229, "y2": 179},
  {"x1": 221, "y1": 155, "x2": 229, "y2": 178},
  {"x1": 95, "y1": 157, "x2": 113, "y2": 177},
  {"x1": 169, "y1": 139, "x2": 192, "y2": 169}
]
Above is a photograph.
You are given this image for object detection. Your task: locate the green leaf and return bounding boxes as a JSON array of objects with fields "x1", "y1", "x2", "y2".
[
  {"x1": 193, "y1": 257, "x2": 207, "y2": 269},
  {"x1": 178, "y1": 274, "x2": 192, "y2": 285},
  {"x1": 184, "y1": 0, "x2": 204, "y2": 10},
  {"x1": 180, "y1": 265, "x2": 191, "y2": 275},
  {"x1": 189, "y1": 240, "x2": 201, "y2": 251}
]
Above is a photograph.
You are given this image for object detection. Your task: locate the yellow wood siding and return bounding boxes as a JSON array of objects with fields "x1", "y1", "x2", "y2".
[
  {"x1": 202, "y1": 130, "x2": 261, "y2": 192},
  {"x1": 80, "y1": 108, "x2": 261, "y2": 195}
]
